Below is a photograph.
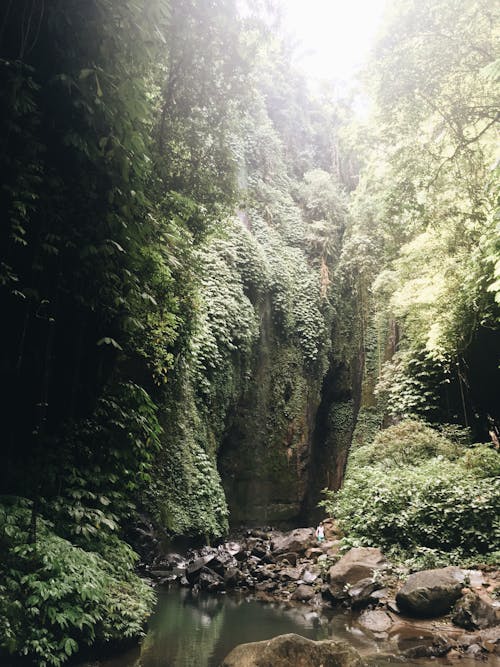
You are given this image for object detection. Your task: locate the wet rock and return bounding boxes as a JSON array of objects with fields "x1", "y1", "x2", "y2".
[
  {"x1": 292, "y1": 585, "x2": 315, "y2": 602},
  {"x1": 452, "y1": 590, "x2": 499, "y2": 630},
  {"x1": 198, "y1": 567, "x2": 224, "y2": 592},
  {"x1": 210, "y1": 551, "x2": 237, "y2": 576},
  {"x1": 186, "y1": 554, "x2": 216, "y2": 581},
  {"x1": 150, "y1": 569, "x2": 172, "y2": 579},
  {"x1": 396, "y1": 567, "x2": 465, "y2": 617},
  {"x1": 220, "y1": 633, "x2": 367, "y2": 666},
  {"x1": 223, "y1": 566, "x2": 242, "y2": 588},
  {"x1": 271, "y1": 528, "x2": 315, "y2": 555},
  {"x1": 465, "y1": 643, "x2": 484, "y2": 657},
  {"x1": 458, "y1": 626, "x2": 500, "y2": 655},
  {"x1": 402, "y1": 641, "x2": 450, "y2": 659},
  {"x1": 358, "y1": 610, "x2": 393, "y2": 633},
  {"x1": 256, "y1": 580, "x2": 278, "y2": 593}
]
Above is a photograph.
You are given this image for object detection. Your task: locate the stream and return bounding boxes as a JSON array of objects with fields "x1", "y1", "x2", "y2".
[{"x1": 79, "y1": 587, "x2": 498, "y2": 667}]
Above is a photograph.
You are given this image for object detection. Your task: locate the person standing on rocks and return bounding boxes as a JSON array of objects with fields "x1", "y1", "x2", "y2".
[{"x1": 315, "y1": 522, "x2": 325, "y2": 543}]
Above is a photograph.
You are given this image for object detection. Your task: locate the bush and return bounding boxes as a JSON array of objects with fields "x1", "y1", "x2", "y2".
[
  {"x1": 348, "y1": 418, "x2": 462, "y2": 468},
  {"x1": 460, "y1": 443, "x2": 500, "y2": 478},
  {"x1": 331, "y1": 460, "x2": 500, "y2": 557},
  {"x1": 321, "y1": 421, "x2": 500, "y2": 565},
  {"x1": 0, "y1": 498, "x2": 155, "y2": 667}
]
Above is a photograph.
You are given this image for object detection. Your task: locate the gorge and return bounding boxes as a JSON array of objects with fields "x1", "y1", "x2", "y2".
[{"x1": 0, "y1": 0, "x2": 499, "y2": 665}]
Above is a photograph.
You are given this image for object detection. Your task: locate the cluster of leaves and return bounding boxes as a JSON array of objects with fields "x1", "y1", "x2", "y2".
[
  {"x1": 0, "y1": 498, "x2": 155, "y2": 667},
  {"x1": 321, "y1": 420, "x2": 500, "y2": 566}
]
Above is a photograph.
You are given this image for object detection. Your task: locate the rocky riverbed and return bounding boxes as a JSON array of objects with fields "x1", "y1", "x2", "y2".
[{"x1": 144, "y1": 521, "x2": 500, "y2": 663}]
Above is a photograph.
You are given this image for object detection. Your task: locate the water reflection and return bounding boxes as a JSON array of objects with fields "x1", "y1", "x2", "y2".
[{"x1": 88, "y1": 588, "x2": 498, "y2": 667}]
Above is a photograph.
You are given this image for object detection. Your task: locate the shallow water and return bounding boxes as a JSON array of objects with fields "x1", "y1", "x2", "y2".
[{"x1": 81, "y1": 587, "x2": 498, "y2": 667}]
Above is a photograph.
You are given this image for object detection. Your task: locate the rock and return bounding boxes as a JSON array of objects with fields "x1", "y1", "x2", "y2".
[
  {"x1": 292, "y1": 584, "x2": 315, "y2": 602},
  {"x1": 358, "y1": 609, "x2": 393, "y2": 633},
  {"x1": 305, "y1": 547, "x2": 324, "y2": 560},
  {"x1": 452, "y1": 591, "x2": 499, "y2": 630},
  {"x1": 465, "y1": 643, "x2": 484, "y2": 657},
  {"x1": 150, "y1": 569, "x2": 172, "y2": 578},
  {"x1": 271, "y1": 528, "x2": 315, "y2": 555},
  {"x1": 347, "y1": 578, "x2": 383, "y2": 606},
  {"x1": 198, "y1": 567, "x2": 224, "y2": 592},
  {"x1": 163, "y1": 552, "x2": 185, "y2": 567},
  {"x1": 186, "y1": 555, "x2": 216, "y2": 581},
  {"x1": 458, "y1": 626, "x2": 500, "y2": 655},
  {"x1": 280, "y1": 566, "x2": 303, "y2": 582},
  {"x1": 224, "y1": 567, "x2": 242, "y2": 588},
  {"x1": 219, "y1": 633, "x2": 366, "y2": 667},
  {"x1": 256, "y1": 581, "x2": 277, "y2": 593},
  {"x1": 276, "y1": 552, "x2": 298, "y2": 567},
  {"x1": 328, "y1": 547, "x2": 388, "y2": 587},
  {"x1": 302, "y1": 570, "x2": 318, "y2": 585},
  {"x1": 328, "y1": 548, "x2": 387, "y2": 603},
  {"x1": 462, "y1": 569, "x2": 486, "y2": 588},
  {"x1": 396, "y1": 567, "x2": 465, "y2": 617},
  {"x1": 210, "y1": 551, "x2": 238, "y2": 576}
]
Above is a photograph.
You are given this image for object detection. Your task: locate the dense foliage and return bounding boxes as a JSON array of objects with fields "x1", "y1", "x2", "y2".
[
  {"x1": 1, "y1": 0, "x2": 498, "y2": 663},
  {"x1": 321, "y1": 420, "x2": 500, "y2": 568}
]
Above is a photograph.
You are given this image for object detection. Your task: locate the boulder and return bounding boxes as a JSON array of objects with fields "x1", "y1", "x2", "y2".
[
  {"x1": 358, "y1": 609, "x2": 393, "y2": 633},
  {"x1": 396, "y1": 566, "x2": 465, "y2": 617},
  {"x1": 198, "y1": 566, "x2": 224, "y2": 592},
  {"x1": 452, "y1": 591, "x2": 499, "y2": 630},
  {"x1": 210, "y1": 551, "x2": 238, "y2": 576},
  {"x1": 328, "y1": 547, "x2": 387, "y2": 586},
  {"x1": 271, "y1": 528, "x2": 315, "y2": 555},
  {"x1": 224, "y1": 566, "x2": 242, "y2": 588},
  {"x1": 186, "y1": 554, "x2": 216, "y2": 581},
  {"x1": 292, "y1": 585, "x2": 315, "y2": 602},
  {"x1": 220, "y1": 633, "x2": 366, "y2": 667},
  {"x1": 328, "y1": 547, "x2": 387, "y2": 601},
  {"x1": 347, "y1": 577, "x2": 383, "y2": 606}
]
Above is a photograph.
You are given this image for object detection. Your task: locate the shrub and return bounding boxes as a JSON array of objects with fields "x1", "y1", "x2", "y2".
[
  {"x1": 0, "y1": 498, "x2": 155, "y2": 667},
  {"x1": 323, "y1": 459, "x2": 500, "y2": 560},
  {"x1": 460, "y1": 443, "x2": 500, "y2": 478},
  {"x1": 349, "y1": 418, "x2": 462, "y2": 468}
]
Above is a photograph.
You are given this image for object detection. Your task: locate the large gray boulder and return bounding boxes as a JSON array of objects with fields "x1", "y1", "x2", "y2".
[
  {"x1": 327, "y1": 547, "x2": 388, "y2": 602},
  {"x1": 271, "y1": 528, "x2": 315, "y2": 555},
  {"x1": 396, "y1": 566, "x2": 465, "y2": 617},
  {"x1": 219, "y1": 633, "x2": 366, "y2": 666}
]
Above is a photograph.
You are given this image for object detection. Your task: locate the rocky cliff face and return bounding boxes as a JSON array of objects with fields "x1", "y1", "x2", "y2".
[{"x1": 218, "y1": 297, "x2": 324, "y2": 524}]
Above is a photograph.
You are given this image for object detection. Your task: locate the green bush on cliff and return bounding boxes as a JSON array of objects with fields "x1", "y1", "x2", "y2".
[
  {"x1": 0, "y1": 498, "x2": 154, "y2": 667},
  {"x1": 322, "y1": 420, "x2": 500, "y2": 564}
]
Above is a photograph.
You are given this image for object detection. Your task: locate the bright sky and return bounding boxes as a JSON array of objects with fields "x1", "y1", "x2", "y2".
[{"x1": 277, "y1": 0, "x2": 388, "y2": 83}]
